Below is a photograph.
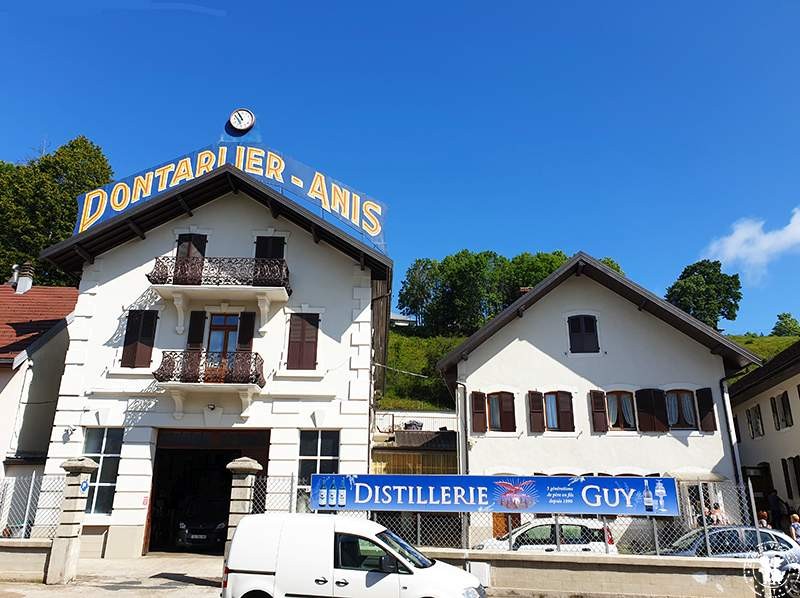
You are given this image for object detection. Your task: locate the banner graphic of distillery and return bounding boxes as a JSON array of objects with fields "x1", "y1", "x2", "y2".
[
  {"x1": 310, "y1": 474, "x2": 680, "y2": 516},
  {"x1": 72, "y1": 142, "x2": 386, "y2": 252}
]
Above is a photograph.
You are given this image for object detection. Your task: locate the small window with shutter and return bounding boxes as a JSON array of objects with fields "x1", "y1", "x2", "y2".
[
  {"x1": 120, "y1": 310, "x2": 158, "y2": 368},
  {"x1": 543, "y1": 391, "x2": 574, "y2": 432},
  {"x1": 487, "y1": 392, "x2": 516, "y2": 432},
  {"x1": 287, "y1": 313, "x2": 320, "y2": 370},
  {"x1": 567, "y1": 315, "x2": 600, "y2": 354},
  {"x1": 606, "y1": 391, "x2": 636, "y2": 430}
]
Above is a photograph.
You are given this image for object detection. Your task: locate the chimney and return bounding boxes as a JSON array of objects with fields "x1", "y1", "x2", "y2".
[
  {"x1": 518, "y1": 286, "x2": 533, "y2": 298},
  {"x1": 15, "y1": 262, "x2": 34, "y2": 295}
]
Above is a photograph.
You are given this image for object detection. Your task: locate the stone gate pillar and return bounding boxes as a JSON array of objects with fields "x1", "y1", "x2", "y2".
[
  {"x1": 46, "y1": 457, "x2": 99, "y2": 585},
  {"x1": 225, "y1": 457, "x2": 263, "y2": 557}
]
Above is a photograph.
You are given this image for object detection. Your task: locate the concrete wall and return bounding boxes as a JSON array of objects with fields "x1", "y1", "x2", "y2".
[
  {"x1": 42, "y1": 191, "x2": 375, "y2": 557},
  {"x1": 457, "y1": 275, "x2": 734, "y2": 479},
  {"x1": 0, "y1": 538, "x2": 52, "y2": 583},
  {"x1": 427, "y1": 549, "x2": 755, "y2": 597},
  {"x1": 733, "y1": 371, "x2": 800, "y2": 508}
]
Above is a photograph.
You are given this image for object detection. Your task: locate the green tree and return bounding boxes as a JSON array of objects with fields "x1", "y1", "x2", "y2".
[
  {"x1": 499, "y1": 250, "x2": 569, "y2": 306},
  {"x1": 771, "y1": 313, "x2": 800, "y2": 336},
  {"x1": 398, "y1": 258, "x2": 438, "y2": 325},
  {"x1": 0, "y1": 137, "x2": 113, "y2": 286},
  {"x1": 600, "y1": 256, "x2": 624, "y2": 274},
  {"x1": 665, "y1": 260, "x2": 742, "y2": 329}
]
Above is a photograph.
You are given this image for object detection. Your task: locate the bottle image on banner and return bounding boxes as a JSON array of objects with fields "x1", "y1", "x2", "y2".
[
  {"x1": 643, "y1": 480, "x2": 654, "y2": 513},
  {"x1": 654, "y1": 480, "x2": 667, "y2": 512},
  {"x1": 327, "y1": 477, "x2": 337, "y2": 507},
  {"x1": 337, "y1": 478, "x2": 347, "y2": 507},
  {"x1": 318, "y1": 478, "x2": 328, "y2": 507}
]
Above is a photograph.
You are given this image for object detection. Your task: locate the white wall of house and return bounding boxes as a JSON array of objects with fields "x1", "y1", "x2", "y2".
[
  {"x1": 0, "y1": 367, "x2": 24, "y2": 479},
  {"x1": 732, "y1": 372, "x2": 800, "y2": 509},
  {"x1": 456, "y1": 275, "x2": 735, "y2": 480},
  {"x1": 41, "y1": 192, "x2": 374, "y2": 557}
]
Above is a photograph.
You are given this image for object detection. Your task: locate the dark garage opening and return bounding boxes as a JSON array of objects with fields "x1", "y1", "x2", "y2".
[{"x1": 147, "y1": 429, "x2": 269, "y2": 554}]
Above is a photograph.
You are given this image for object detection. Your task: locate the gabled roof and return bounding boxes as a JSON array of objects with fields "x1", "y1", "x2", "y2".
[
  {"x1": 0, "y1": 286, "x2": 78, "y2": 367},
  {"x1": 437, "y1": 252, "x2": 760, "y2": 376},
  {"x1": 40, "y1": 165, "x2": 392, "y2": 279},
  {"x1": 728, "y1": 339, "x2": 800, "y2": 405}
]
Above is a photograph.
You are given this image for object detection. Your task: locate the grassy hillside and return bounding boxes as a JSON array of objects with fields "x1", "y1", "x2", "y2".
[{"x1": 727, "y1": 335, "x2": 799, "y2": 362}]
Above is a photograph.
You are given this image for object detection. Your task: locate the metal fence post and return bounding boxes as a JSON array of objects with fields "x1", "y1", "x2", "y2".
[
  {"x1": 699, "y1": 483, "x2": 712, "y2": 556},
  {"x1": 507, "y1": 514, "x2": 513, "y2": 551},
  {"x1": 289, "y1": 474, "x2": 296, "y2": 513},
  {"x1": 554, "y1": 514, "x2": 561, "y2": 552},
  {"x1": 22, "y1": 470, "x2": 36, "y2": 538},
  {"x1": 461, "y1": 513, "x2": 468, "y2": 549},
  {"x1": 416, "y1": 512, "x2": 421, "y2": 546},
  {"x1": 747, "y1": 477, "x2": 763, "y2": 555},
  {"x1": 651, "y1": 517, "x2": 660, "y2": 556},
  {"x1": 602, "y1": 515, "x2": 609, "y2": 554}
]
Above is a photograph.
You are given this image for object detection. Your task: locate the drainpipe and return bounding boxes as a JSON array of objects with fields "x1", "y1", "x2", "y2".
[
  {"x1": 456, "y1": 382, "x2": 469, "y2": 475},
  {"x1": 719, "y1": 376, "x2": 742, "y2": 484}
]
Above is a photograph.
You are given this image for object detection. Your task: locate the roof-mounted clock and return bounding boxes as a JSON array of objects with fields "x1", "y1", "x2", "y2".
[{"x1": 228, "y1": 108, "x2": 255, "y2": 133}]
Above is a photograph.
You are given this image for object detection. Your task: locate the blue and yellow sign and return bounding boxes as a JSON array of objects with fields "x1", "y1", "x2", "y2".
[{"x1": 73, "y1": 142, "x2": 386, "y2": 252}]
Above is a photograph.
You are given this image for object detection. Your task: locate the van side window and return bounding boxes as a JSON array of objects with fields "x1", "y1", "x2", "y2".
[{"x1": 335, "y1": 534, "x2": 389, "y2": 571}]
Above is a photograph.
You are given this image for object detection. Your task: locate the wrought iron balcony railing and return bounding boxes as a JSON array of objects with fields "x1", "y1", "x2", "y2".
[
  {"x1": 153, "y1": 350, "x2": 266, "y2": 388},
  {"x1": 146, "y1": 257, "x2": 291, "y2": 291}
]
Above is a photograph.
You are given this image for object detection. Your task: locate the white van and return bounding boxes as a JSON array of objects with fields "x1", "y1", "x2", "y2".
[{"x1": 223, "y1": 513, "x2": 484, "y2": 598}]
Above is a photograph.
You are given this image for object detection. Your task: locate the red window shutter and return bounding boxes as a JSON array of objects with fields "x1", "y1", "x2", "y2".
[
  {"x1": 121, "y1": 311, "x2": 143, "y2": 368},
  {"x1": 590, "y1": 390, "x2": 608, "y2": 433},
  {"x1": 471, "y1": 392, "x2": 487, "y2": 433},
  {"x1": 237, "y1": 312, "x2": 256, "y2": 351},
  {"x1": 652, "y1": 389, "x2": 668, "y2": 432},
  {"x1": 696, "y1": 387, "x2": 717, "y2": 432},
  {"x1": 499, "y1": 392, "x2": 516, "y2": 432},
  {"x1": 287, "y1": 313, "x2": 319, "y2": 370},
  {"x1": 186, "y1": 311, "x2": 207, "y2": 349},
  {"x1": 528, "y1": 391, "x2": 545, "y2": 433},
  {"x1": 556, "y1": 391, "x2": 574, "y2": 431},
  {"x1": 134, "y1": 311, "x2": 158, "y2": 368},
  {"x1": 635, "y1": 389, "x2": 654, "y2": 432}
]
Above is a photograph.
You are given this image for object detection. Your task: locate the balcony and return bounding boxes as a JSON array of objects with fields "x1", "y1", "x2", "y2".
[
  {"x1": 153, "y1": 350, "x2": 266, "y2": 419},
  {"x1": 146, "y1": 257, "x2": 291, "y2": 334}
]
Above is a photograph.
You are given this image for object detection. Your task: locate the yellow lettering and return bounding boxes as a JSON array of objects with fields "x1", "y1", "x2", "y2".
[
  {"x1": 79, "y1": 189, "x2": 108, "y2": 232},
  {"x1": 170, "y1": 157, "x2": 194, "y2": 187},
  {"x1": 195, "y1": 150, "x2": 216, "y2": 176},
  {"x1": 308, "y1": 172, "x2": 330, "y2": 211},
  {"x1": 330, "y1": 183, "x2": 350, "y2": 218},
  {"x1": 235, "y1": 145, "x2": 246, "y2": 170},
  {"x1": 109, "y1": 182, "x2": 131, "y2": 211},
  {"x1": 265, "y1": 151, "x2": 285, "y2": 182},
  {"x1": 361, "y1": 200, "x2": 382, "y2": 236},
  {"x1": 244, "y1": 147, "x2": 265, "y2": 176},
  {"x1": 350, "y1": 193, "x2": 361, "y2": 226},
  {"x1": 217, "y1": 145, "x2": 228, "y2": 166},
  {"x1": 132, "y1": 172, "x2": 153, "y2": 202},
  {"x1": 154, "y1": 164, "x2": 176, "y2": 192}
]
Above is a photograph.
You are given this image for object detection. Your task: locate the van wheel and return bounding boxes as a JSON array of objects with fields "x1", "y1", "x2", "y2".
[{"x1": 242, "y1": 592, "x2": 271, "y2": 598}]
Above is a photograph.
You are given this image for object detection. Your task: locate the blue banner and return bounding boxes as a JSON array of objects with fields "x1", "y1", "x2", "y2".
[
  {"x1": 310, "y1": 474, "x2": 680, "y2": 517},
  {"x1": 72, "y1": 142, "x2": 386, "y2": 253}
]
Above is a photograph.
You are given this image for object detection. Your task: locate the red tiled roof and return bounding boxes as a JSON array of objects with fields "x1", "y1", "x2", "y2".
[{"x1": 0, "y1": 285, "x2": 78, "y2": 363}]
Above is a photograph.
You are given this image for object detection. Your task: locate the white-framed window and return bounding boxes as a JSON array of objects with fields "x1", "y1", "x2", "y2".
[
  {"x1": 297, "y1": 430, "x2": 340, "y2": 512},
  {"x1": 82, "y1": 428, "x2": 123, "y2": 514}
]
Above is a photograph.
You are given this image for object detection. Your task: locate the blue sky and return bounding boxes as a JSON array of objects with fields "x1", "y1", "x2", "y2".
[{"x1": 1, "y1": 1, "x2": 799, "y2": 334}]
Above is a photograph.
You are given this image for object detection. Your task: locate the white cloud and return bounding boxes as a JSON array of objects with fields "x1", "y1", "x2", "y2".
[{"x1": 705, "y1": 207, "x2": 800, "y2": 284}]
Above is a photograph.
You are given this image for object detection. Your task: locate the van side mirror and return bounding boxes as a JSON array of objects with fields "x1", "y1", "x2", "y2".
[{"x1": 380, "y1": 555, "x2": 399, "y2": 574}]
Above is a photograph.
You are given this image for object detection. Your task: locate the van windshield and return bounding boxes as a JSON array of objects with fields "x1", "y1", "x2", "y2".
[{"x1": 377, "y1": 530, "x2": 434, "y2": 569}]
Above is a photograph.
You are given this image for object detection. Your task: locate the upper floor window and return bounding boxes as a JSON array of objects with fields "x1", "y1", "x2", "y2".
[
  {"x1": 287, "y1": 313, "x2": 319, "y2": 370},
  {"x1": 567, "y1": 315, "x2": 599, "y2": 353},
  {"x1": 121, "y1": 310, "x2": 158, "y2": 368},
  {"x1": 176, "y1": 233, "x2": 207, "y2": 258},
  {"x1": 770, "y1": 391, "x2": 793, "y2": 431},
  {"x1": 665, "y1": 390, "x2": 698, "y2": 430},
  {"x1": 606, "y1": 391, "x2": 636, "y2": 430},
  {"x1": 255, "y1": 236, "x2": 285, "y2": 259},
  {"x1": 83, "y1": 428, "x2": 123, "y2": 515},
  {"x1": 746, "y1": 404, "x2": 764, "y2": 438}
]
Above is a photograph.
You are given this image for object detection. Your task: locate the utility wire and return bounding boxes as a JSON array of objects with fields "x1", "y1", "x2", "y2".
[{"x1": 372, "y1": 362, "x2": 434, "y2": 380}]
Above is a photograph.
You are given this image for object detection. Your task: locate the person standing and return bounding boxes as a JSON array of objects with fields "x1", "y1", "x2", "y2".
[{"x1": 790, "y1": 514, "x2": 800, "y2": 542}]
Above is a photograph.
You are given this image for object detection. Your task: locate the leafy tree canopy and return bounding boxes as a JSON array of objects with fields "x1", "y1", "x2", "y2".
[
  {"x1": 0, "y1": 136, "x2": 113, "y2": 286},
  {"x1": 771, "y1": 312, "x2": 800, "y2": 337},
  {"x1": 665, "y1": 259, "x2": 742, "y2": 329}
]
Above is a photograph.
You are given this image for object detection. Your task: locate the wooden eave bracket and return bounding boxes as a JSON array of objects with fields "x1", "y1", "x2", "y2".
[
  {"x1": 126, "y1": 219, "x2": 146, "y2": 240},
  {"x1": 73, "y1": 245, "x2": 94, "y2": 265},
  {"x1": 177, "y1": 194, "x2": 193, "y2": 216},
  {"x1": 226, "y1": 172, "x2": 239, "y2": 194}
]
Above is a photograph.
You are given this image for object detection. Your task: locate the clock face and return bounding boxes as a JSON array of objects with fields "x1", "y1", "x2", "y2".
[{"x1": 229, "y1": 108, "x2": 255, "y2": 132}]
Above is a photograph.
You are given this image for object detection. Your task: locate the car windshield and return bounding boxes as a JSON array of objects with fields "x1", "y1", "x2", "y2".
[
  {"x1": 669, "y1": 529, "x2": 703, "y2": 551},
  {"x1": 377, "y1": 530, "x2": 434, "y2": 569}
]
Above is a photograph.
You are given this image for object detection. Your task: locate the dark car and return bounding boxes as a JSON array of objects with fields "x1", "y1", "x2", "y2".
[{"x1": 175, "y1": 499, "x2": 228, "y2": 550}]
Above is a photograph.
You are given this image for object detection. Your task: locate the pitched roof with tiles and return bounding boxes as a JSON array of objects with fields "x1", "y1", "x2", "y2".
[{"x1": 0, "y1": 285, "x2": 78, "y2": 365}]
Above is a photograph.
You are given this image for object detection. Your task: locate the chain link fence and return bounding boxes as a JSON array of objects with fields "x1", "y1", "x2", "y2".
[
  {"x1": 249, "y1": 478, "x2": 761, "y2": 556},
  {"x1": 0, "y1": 473, "x2": 65, "y2": 539}
]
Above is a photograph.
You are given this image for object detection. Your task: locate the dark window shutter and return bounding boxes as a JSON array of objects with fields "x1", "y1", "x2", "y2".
[
  {"x1": 733, "y1": 415, "x2": 741, "y2": 443},
  {"x1": 696, "y1": 387, "x2": 717, "y2": 432},
  {"x1": 237, "y1": 312, "x2": 256, "y2": 351},
  {"x1": 771, "y1": 396, "x2": 781, "y2": 431},
  {"x1": 582, "y1": 316, "x2": 599, "y2": 352},
  {"x1": 255, "y1": 236, "x2": 285, "y2": 259},
  {"x1": 121, "y1": 311, "x2": 143, "y2": 368},
  {"x1": 782, "y1": 392, "x2": 793, "y2": 427},
  {"x1": 135, "y1": 311, "x2": 158, "y2": 368},
  {"x1": 186, "y1": 311, "x2": 207, "y2": 349},
  {"x1": 782, "y1": 459, "x2": 794, "y2": 500},
  {"x1": 287, "y1": 313, "x2": 319, "y2": 370},
  {"x1": 651, "y1": 389, "x2": 668, "y2": 432},
  {"x1": 556, "y1": 391, "x2": 574, "y2": 432},
  {"x1": 471, "y1": 392, "x2": 487, "y2": 433},
  {"x1": 528, "y1": 391, "x2": 545, "y2": 433},
  {"x1": 635, "y1": 389, "x2": 654, "y2": 432},
  {"x1": 302, "y1": 314, "x2": 319, "y2": 369},
  {"x1": 793, "y1": 457, "x2": 800, "y2": 498},
  {"x1": 567, "y1": 316, "x2": 582, "y2": 353},
  {"x1": 567, "y1": 315, "x2": 599, "y2": 353},
  {"x1": 590, "y1": 390, "x2": 608, "y2": 433},
  {"x1": 499, "y1": 392, "x2": 516, "y2": 432}
]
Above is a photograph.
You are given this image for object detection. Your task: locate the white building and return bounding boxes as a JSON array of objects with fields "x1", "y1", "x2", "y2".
[
  {"x1": 37, "y1": 165, "x2": 392, "y2": 558},
  {"x1": 729, "y1": 340, "x2": 800, "y2": 519},
  {"x1": 436, "y1": 253, "x2": 759, "y2": 535}
]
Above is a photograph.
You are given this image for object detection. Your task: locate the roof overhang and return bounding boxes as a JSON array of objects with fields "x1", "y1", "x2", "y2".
[
  {"x1": 729, "y1": 339, "x2": 800, "y2": 406},
  {"x1": 437, "y1": 252, "x2": 761, "y2": 377},
  {"x1": 40, "y1": 165, "x2": 392, "y2": 280}
]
